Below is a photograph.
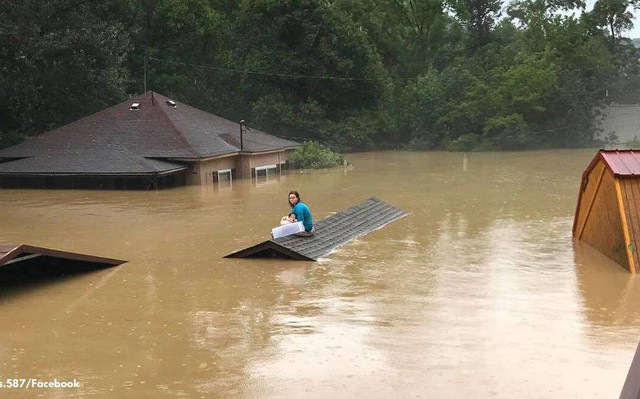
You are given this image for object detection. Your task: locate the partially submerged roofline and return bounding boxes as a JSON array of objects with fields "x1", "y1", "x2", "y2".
[
  {"x1": 170, "y1": 146, "x2": 300, "y2": 162},
  {"x1": 225, "y1": 198, "x2": 408, "y2": 261},
  {"x1": 0, "y1": 167, "x2": 188, "y2": 178},
  {"x1": 0, "y1": 244, "x2": 126, "y2": 268}
]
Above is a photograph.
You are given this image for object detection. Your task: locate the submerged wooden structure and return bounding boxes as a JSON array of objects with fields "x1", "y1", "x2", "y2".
[
  {"x1": 573, "y1": 150, "x2": 640, "y2": 273},
  {"x1": 0, "y1": 244, "x2": 126, "y2": 269},
  {"x1": 225, "y1": 198, "x2": 407, "y2": 261}
]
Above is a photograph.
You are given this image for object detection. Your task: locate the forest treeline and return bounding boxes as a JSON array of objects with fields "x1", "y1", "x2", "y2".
[{"x1": 1, "y1": 0, "x2": 639, "y2": 151}]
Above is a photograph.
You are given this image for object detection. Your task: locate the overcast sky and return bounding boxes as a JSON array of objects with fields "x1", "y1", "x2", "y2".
[
  {"x1": 502, "y1": 1, "x2": 640, "y2": 39},
  {"x1": 627, "y1": 10, "x2": 640, "y2": 38},
  {"x1": 584, "y1": 0, "x2": 640, "y2": 38}
]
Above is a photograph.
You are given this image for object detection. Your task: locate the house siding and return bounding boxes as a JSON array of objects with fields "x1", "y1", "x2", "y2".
[
  {"x1": 0, "y1": 92, "x2": 301, "y2": 189},
  {"x1": 185, "y1": 149, "x2": 295, "y2": 185},
  {"x1": 187, "y1": 156, "x2": 237, "y2": 185}
]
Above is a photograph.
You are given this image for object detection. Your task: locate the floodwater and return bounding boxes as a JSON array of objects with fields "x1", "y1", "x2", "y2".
[{"x1": 1, "y1": 149, "x2": 639, "y2": 399}]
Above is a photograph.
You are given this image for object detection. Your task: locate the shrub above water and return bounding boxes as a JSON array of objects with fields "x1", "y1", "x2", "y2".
[{"x1": 288, "y1": 141, "x2": 346, "y2": 169}]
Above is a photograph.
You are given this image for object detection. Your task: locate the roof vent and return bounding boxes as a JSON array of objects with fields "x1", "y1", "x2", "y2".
[
  {"x1": 166, "y1": 100, "x2": 176, "y2": 108},
  {"x1": 130, "y1": 103, "x2": 140, "y2": 111}
]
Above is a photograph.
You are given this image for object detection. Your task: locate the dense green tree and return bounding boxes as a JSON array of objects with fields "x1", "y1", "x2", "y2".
[
  {"x1": 116, "y1": 0, "x2": 234, "y2": 113},
  {"x1": 379, "y1": 0, "x2": 447, "y2": 72},
  {"x1": 1, "y1": 0, "x2": 639, "y2": 151},
  {"x1": 507, "y1": 0, "x2": 585, "y2": 50},
  {"x1": 447, "y1": 0, "x2": 502, "y2": 48},
  {"x1": 228, "y1": 0, "x2": 389, "y2": 149},
  {"x1": 0, "y1": 1, "x2": 130, "y2": 143},
  {"x1": 591, "y1": 0, "x2": 635, "y2": 50}
]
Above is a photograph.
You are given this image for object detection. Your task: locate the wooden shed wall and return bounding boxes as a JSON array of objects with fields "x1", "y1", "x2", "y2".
[
  {"x1": 577, "y1": 161, "x2": 629, "y2": 269},
  {"x1": 618, "y1": 177, "x2": 640, "y2": 271},
  {"x1": 574, "y1": 160, "x2": 607, "y2": 235}
]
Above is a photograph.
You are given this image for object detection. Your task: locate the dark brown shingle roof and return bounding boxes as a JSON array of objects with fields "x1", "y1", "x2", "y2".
[
  {"x1": 0, "y1": 92, "x2": 300, "y2": 176},
  {"x1": 0, "y1": 244, "x2": 125, "y2": 267},
  {"x1": 0, "y1": 151, "x2": 187, "y2": 175}
]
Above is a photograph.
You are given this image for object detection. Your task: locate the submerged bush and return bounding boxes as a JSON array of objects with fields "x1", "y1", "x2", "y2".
[{"x1": 288, "y1": 141, "x2": 346, "y2": 169}]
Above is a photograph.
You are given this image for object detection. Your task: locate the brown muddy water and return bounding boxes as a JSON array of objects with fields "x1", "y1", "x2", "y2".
[{"x1": 1, "y1": 149, "x2": 639, "y2": 398}]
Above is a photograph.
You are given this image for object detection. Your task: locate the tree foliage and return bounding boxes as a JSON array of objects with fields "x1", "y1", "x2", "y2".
[
  {"x1": 0, "y1": 1, "x2": 130, "y2": 139},
  {"x1": 591, "y1": 0, "x2": 635, "y2": 49},
  {"x1": 1, "y1": 0, "x2": 639, "y2": 151},
  {"x1": 447, "y1": 0, "x2": 502, "y2": 47},
  {"x1": 288, "y1": 140, "x2": 346, "y2": 169}
]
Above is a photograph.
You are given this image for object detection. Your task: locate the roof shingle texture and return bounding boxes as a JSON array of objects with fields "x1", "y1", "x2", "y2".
[
  {"x1": 0, "y1": 244, "x2": 125, "y2": 267},
  {"x1": 0, "y1": 92, "x2": 299, "y2": 175},
  {"x1": 225, "y1": 198, "x2": 408, "y2": 261}
]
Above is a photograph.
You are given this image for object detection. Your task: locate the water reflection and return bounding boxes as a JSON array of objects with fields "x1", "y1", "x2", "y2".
[
  {"x1": 0, "y1": 149, "x2": 638, "y2": 398},
  {"x1": 0, "y1": 258, "x2": 114, "y2": 301},
  {"x1": 574, "y1": 242, "x2": 640, "y2": 331}
]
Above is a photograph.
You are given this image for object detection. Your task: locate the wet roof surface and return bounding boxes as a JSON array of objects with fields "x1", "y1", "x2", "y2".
[
  {"x1": 0, "y1": 244, "x2": 126, "y2": 267},
  {"x1": 0, "y1": 152, "x2": 187, "y2": 175},
  {"x1": 600, "y1": 150, "x2": 640, "y2": 176},
  {"x1": 225, "y1": 198, "x2": 408, "y2": 261},
  {"x1": 0, "y1": 91, "x2": 299, "y2": 175}
]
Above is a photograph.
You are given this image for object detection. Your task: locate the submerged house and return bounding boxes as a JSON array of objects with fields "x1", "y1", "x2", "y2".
[
  {"x1": 573, "y1": 150, "x2": 640, "y2": 273},
  {"x1": 0, "y1": 92, "x2": 300, "y2": 189}
]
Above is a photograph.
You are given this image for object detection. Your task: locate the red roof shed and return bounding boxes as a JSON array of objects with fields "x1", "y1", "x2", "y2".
[{"x1": 573, "y1": 150, "x2": 640, "y2": 273}]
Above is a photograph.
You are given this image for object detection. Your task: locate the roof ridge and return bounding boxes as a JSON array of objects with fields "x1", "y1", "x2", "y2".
[
  {"x1": 225, "y1": 199, "x2": 408, "y2": 260},
  {"x1": 151, "y1": 93, "x2": 202, "y2": 158},
  {"x1": 155, "y1": 93, "x2": 246, "y2": 156},
  {"x1": 0, "y1": 90, "x2": 301, "y2": 169},
  {"x1": 596, "y1": 149, "x2": 640, "y2": 176}
]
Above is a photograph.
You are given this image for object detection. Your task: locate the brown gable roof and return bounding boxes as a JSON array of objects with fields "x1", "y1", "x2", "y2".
[
  {"x1": 0, "y1": 91, "x2": 300, "y2": 175},
  {"x1": 153, "y1": 92, "x2": 300, "y2": 156}
]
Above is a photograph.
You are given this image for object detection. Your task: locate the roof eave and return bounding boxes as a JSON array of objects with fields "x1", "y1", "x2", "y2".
[
  {"x1": 224, "y1": 241, "x2": 315, "y2": 261},
  {"x1": 172, "y1": 146, "x2": 298, "y2": 161},
  {"x1": 0, "y1": 168, "x2": 188, "y2": 178}
]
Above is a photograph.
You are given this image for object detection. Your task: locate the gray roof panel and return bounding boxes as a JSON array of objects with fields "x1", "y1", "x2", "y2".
[
  {"x1": 225, "y1": 198, "x2": 408, "y2": 261},
  {"x1": 0, "y1": 151, "x2": 187, "y2": 175}
]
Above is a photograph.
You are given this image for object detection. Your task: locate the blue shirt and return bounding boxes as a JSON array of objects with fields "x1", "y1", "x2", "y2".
[{"x1": 291, "y1": 202, "x2": 313, "y2": 232}]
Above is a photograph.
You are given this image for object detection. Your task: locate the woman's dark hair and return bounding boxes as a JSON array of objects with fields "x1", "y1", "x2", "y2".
[{"x1": 288, "y1": 190, "x2": 301, "y2": 207}]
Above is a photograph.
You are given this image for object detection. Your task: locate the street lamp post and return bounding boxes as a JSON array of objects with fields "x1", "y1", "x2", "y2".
[
  {"x1": 239, "y1": 120, "x2": 245, "y2": 152},
  {"x1": 239, "y1": 120, "x2": 246, "y2": 178}
]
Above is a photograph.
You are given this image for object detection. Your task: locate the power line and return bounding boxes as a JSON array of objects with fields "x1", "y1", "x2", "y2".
[
  {"x1": 147, "y1": 56, "x2": 413, "y2": 81},
  {"x1": 245, "y1": 125, "x2": 310, "y2": 142}
]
